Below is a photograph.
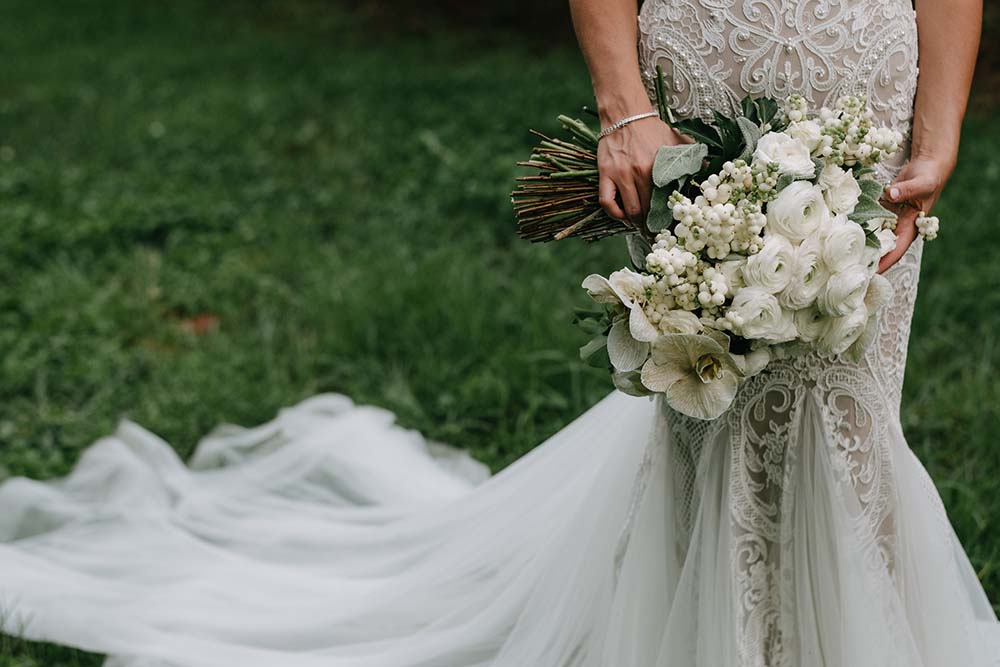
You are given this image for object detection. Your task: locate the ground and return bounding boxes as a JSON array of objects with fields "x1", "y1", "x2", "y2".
[{"x1": 0, "y1": 1, "x2": 997, "y2": 664}]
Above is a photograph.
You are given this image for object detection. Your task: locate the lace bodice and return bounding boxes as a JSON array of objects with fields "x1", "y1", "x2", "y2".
[{"x1": 638, "y1": 0, "x2": 919, "y2": 177}]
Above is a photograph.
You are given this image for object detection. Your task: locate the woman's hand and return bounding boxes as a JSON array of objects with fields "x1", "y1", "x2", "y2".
[
  {"x1": 598, "y1": 117, "x2": 689, "y2": 225},
  {"x1": 877, "y1": 155, "x2": 953, "y2": 273}
]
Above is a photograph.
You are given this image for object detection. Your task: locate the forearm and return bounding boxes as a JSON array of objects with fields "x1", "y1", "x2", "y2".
[
  {"x1": 568, "y1": 0, "x2": 652, "y2": 126},
  {"x1": 910, "y1": 0, "x2": 982, "y2": 170}
]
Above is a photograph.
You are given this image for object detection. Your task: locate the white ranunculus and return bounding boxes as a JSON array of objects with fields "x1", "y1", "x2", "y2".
[
  {"x1": 743, "y1": 234, "x2": 795, "y2": 294},
  {"x1": 842, "y1": 273, "x2": 896, "y2": 363},
  {"x1": 717, "y1": 258, "x2": 745, "y2": 292},
  {"x1": 766, "y1": 181, "x2": 831, "y2": 242},
  {"x1": 785, "y1": 120, "x2": 823, "y2": 152},
  {"x1": 728, "y1": 286, "x2": 798, "y2": 343},
  {"x1": 753, "y1": 131, "x2": 816, "y2": 178},
  {"x1": 876, "y1": 228, "x2": 897, "y2": 256},
  {"x1": 818, "y1": 164, "x2": 863, "y2": 215},
  {"x1": 779, "y1": 234, "x2": 829, "y2": 310},
  {"x1": 817, "y1": 302, "x2": 870, "y2": 357},
  {"x1": 794, "y1": 305, "x2": 831, "y2": 343},
  {"x1": 640, "y1": 334, "x2": 742, "y2": 420},
  {"x1": 821, "y1": 217, "x2": 868, "y2": 273},
  {"x1": 658, "y1": 309, "x2": 703, "y2": 335},
  {"x1": 731, "y1": 346, "x2": 772, "y2": 378},
  {"x1": 819, "y1": 265, "x2": 870, "y2": 317}
]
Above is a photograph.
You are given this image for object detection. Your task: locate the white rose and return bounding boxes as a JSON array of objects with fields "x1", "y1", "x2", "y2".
[
  {"x1": 728, "y1": 286, "x2": 798, "y2": 343},
  {"x1": 754, "y1": 131, "x2": 816, "y2": 178},
  {"x1": 819, "y1": 265, "x2": 870, "y2": 317},
  {"x1": 821, "y1": 217, "x2": 868, "y2": 273},
  {"x1": 766, "y1": 181, "x2": 831, "y2": 242},
  {"x1": 779, "y1": 234, "x2": 829, "y2": 310},
  {"x1": 743, "y1": 234, "x2": 795, "y2": 294},
  {"x1": 817, "y1": 302, "x2": 870, "y2": 357},
  {"x1": 785, "y1": 120, "x2": 823, "y2": 152},
  {"x1": 818, "y1": 164, "x2": 862, "y2": 216}
]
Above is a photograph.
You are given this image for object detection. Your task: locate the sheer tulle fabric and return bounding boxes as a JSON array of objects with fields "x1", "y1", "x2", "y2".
[{"x1": 0, "y1": 387, "x2": 997, "y2": 666}]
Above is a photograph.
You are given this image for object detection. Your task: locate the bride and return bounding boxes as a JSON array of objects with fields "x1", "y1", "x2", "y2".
[{"x1": 1, "y1": 0, "x2": 995, "y2": 665}]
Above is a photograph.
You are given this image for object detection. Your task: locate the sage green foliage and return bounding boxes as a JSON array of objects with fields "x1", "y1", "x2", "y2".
[{"x1": 1, "y1": 0, "x2": 998, "y2": 664}]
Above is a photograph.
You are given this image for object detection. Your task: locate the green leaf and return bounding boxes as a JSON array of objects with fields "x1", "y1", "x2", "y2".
[
  {"x1": 646, "y1": 186, "x2": 674, "y2": 233},
  {"x1": 740, "y1": 95, "x2": 757, "y2": 123},
  {"x1": 713, "y1": 110, "x2": 743, "y2": 158},
  {"x1": 863, "y1": 225, "x2": 882, "y2": 248},
  {"x1": 652, "y1": 143, "x2": 708, "y2": 187},
  {"x1": 755, "y1": 97, "x2": 780, "y2": 127},
  {"x1": 672, "y1": 118, "x2": 722, "y2": 148},
  {"x1": 858, "y1": 178, "x2": 883, "y2": 200},
  {"x1": 849, "y1": 192, "x2": 896, "y2": 226},
  {"x1": 736, "y1": 116, "x2": 762, "y2": 161},
  {"x1": 626, "y1": 233, "x2": 653, "y2": 269},
  {"x1": 579, "y1": 334, "x2": 608, "y2": 363},
  {"x1": 775, "y1": 173, "x2": 796, "y2": 192}
]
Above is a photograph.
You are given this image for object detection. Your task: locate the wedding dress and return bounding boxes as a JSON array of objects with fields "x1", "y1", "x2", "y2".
[{"x1": 1, "y1": 1, "x2": 998, "y2": 665}]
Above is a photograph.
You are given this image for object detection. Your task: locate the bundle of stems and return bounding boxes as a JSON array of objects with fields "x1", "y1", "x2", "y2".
[
  {"x1": 512, "y1": 68, "x2": 676, "y2": 243},
  {"x1": 511, "y1": 115, "x2": 636, "y2": 243}
]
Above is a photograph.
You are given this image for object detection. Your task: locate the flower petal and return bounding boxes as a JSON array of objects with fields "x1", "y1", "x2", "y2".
[
  {"x1": 607, "y1": 319, "x2": 650, "y2": 372},
  {"x1": 664, "y1": 371, "x2": 739, "y2": 420},
  {"x1": 629, "y1": 305, "x2": 659, "y2": 343},
  {"x1": 581, "y1": 274, "x2": 622, "y2": 305}
]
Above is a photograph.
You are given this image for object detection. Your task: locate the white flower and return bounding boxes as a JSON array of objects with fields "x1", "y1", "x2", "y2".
[
  {"x1": 731, "y1": 346, "x2": 772, "y2": 378},
  {"x1": 658, "y1": 309, "x2": 704, "y2": 334},
  {"x1": 817, "y1": 302, "x2": 870, "y2": 357},
  {"x1": 606, "y1": 319, "x2": 649, "y2": 372},
  {"x1": 728, "y1": 286, "x2": 798, "y2": 343},
  {"x1": 819, "y1": 264, "x2": 870, "y2": 316},
  {"x1": 753, "y1": 132, "x2": 816, "y2": 179},
  {"x1": 582, "y1": 270, "x2": 658, "y2": 342},
  {"x1": 821, "y1": 217, "x2": 867, "y2": 273},
  {"x1": 743, "y1": 234, "x2": 795, "y2": 294},
  {"x1": 640, "y1": 334, "x2": 742, "y2": 420},
  {"x1": 794, "y1": 305, "x2": 830, "y2": 343},
  {"x1": 818, "y1": 164, "x2": 862, "y2": 215},
  {"x1": 766, "y1": 181, "x2": 831, "y2": 242},
  {"x1": 841, "y1": 273, "x2": 894, "y2": 362},
  {"x1": 779, "y1": 234, "x2": 829, "y2": 310},
  {"x1": 786, "y1": 120, "x2": 823, "y2": 152}
]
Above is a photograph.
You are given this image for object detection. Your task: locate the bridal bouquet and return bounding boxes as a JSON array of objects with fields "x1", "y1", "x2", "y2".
[{"x1": 513, "y1": 89, "x2": 935, "y2": 420}]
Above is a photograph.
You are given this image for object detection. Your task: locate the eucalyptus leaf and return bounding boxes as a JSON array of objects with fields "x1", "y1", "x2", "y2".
[
  {"x1": 652, "y1": 143, "x2": 708, "y2": 187},
  {"x1": 736, "y1": 116, "x2": 762, "y2": 161}
]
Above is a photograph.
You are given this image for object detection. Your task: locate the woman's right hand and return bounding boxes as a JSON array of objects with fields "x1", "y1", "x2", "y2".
[{"x1": 597, "y1": 116, "x2": 690, "y2": 225}]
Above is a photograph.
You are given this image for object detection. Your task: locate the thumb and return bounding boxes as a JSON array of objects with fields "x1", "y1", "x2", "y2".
[{"x1": 885, "y1": 174, "x2": 933, "y2": 206}]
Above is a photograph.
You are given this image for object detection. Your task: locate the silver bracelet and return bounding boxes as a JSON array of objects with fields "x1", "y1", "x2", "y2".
[{"x1": 597, "y1": 111, "x2": 659, "y2": 140}]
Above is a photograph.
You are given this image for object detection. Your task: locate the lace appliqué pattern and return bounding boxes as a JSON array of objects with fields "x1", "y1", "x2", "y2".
[{"x1": 618, "y1": 2, "x2": 929, "y2": 664}]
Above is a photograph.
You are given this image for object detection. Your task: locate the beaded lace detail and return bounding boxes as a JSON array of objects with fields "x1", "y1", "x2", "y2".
[{"x1": 618, "y1": 2, "x2": 933, "y2": 664}]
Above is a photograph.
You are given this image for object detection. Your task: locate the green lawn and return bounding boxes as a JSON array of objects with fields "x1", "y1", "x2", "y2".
[{"x1": 1, "y1": 1, "x2": 997, "y2": 664}]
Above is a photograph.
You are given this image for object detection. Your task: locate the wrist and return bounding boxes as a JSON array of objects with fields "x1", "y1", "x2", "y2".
[{"x1": 596, "y1": 88, "x2": 655, "y2": 126}]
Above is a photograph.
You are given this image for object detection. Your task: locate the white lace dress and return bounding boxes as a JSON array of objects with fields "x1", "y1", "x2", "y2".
[{"x1": 1, "y1": 2, "x2": 998, "y2": 666}]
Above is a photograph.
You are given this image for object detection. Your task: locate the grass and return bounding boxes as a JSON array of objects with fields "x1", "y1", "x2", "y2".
[{"x1": 0, "y1": 0, "x2": 997, "y2": 664}]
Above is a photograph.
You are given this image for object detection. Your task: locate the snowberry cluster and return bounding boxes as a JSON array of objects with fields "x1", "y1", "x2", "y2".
[
  {"x1": 812, "y1": 95, "x2": 904, "y2": 167},
  {"x1": 666, "y1": 159, "x2": 774, "y2": 259}
]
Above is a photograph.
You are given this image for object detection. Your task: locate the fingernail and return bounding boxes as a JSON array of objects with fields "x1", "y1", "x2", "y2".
[{"x1": 889, "y1": 187, "x2": 900, "y2": 201}]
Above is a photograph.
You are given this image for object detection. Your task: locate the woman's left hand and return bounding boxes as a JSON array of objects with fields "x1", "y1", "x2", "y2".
[{"x1": 877, "y1": 155, "x2": 953, "y2": 273}]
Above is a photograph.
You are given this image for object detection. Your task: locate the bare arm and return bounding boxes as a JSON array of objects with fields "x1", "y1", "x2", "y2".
[
  {"x1": 879, "y1": 0, "x2": 982, "y2": 272},
  {"x1": 569, "y1": 0, "x2": 685, "y2": 225}
]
